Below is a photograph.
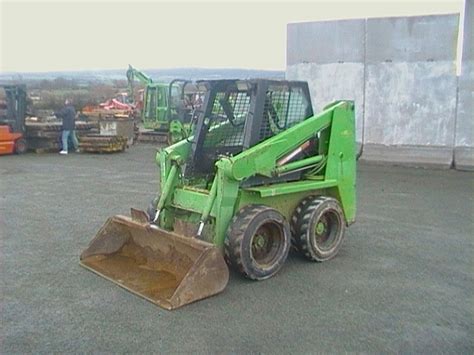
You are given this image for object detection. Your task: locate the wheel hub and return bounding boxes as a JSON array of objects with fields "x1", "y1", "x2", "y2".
[
  {"x1": 254, "y1": 235, "x2": 266, "y2": 248},
  {"x1": 250, "y1": 222, "x2": 284, "y2": 266},
  {"x1": 314, "y1": 216, "x2": 330, "y2": 244},
  {"x1": 315, "y1": 221, "x2": 326, "y2": 234}
]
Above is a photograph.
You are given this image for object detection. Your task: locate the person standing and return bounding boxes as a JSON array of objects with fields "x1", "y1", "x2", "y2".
[{"x1": 55, "y1": 99, "x2": 79, "y2": 155}]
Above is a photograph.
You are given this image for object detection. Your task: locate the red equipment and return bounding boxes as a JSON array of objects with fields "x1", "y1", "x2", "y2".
[
  {"x1": 0, "y1": 126, "x2": 27, "y2": 155},
  {"x1": 0, "y1": 85, "x2": 28, "y2": 155}
]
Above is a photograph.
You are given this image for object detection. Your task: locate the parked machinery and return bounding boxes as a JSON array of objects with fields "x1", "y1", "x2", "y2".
[
  {"x1": 0, "y1": 85, "x2": 28, "y2": 155},
  {"x1": 126, "y1": 65, "x2": 204, "y2": 144},
  {"x1": 80, "y1": 79, "x2": 356, "y2": 309}
]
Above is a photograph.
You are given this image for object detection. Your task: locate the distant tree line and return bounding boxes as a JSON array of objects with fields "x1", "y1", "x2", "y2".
[{"x1": 27, "y1": 78, "x2": 128, "y2": 111}]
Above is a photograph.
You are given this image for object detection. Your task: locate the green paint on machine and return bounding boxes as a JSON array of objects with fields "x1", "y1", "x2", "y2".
[{"x1": 80, "y1": 79, "x2": 357, "y2": 310}]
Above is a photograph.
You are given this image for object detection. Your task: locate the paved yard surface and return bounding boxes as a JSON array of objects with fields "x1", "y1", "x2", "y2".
[{"x1": 1, "y1": 144, "x2": 473, "y2": 353}]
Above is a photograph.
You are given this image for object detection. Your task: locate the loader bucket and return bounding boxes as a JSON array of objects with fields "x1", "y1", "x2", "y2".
[{"x1": 80, "y1": 211, "x2": 229, "y2": 310}]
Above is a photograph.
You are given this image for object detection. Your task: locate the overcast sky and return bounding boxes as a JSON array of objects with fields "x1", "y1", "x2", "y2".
[{"x1": 0, "y1": 0, "x2": 464, "y2": 72}]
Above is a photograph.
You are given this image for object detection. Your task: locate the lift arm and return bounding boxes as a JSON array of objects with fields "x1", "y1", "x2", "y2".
[{"x1": 221, "y1": 101, "x2": 354, "y2": 181}]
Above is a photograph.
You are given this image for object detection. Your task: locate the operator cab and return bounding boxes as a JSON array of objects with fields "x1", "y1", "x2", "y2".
[{"x1": 187, "y1": 79, "x2": 313, "y2": 176}]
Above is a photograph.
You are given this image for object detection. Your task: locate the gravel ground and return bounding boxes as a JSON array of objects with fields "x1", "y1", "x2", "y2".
[{"x1": 1, "y1": 144, "x2": 473, "y2": 353}]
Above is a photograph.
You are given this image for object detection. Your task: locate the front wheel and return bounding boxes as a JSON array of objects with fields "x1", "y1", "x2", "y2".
[
  {"x1": 14, "y1": 138, "x2": 27, "y2": 154},
  {"x1": 292, "y1": 196, "x2": 346, "y2": 262},
  {"x1": 224, "y1": 205, "x2": 291, "y2": 280}
]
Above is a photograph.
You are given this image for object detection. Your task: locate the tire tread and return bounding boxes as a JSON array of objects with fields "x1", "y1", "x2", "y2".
[
  {"x1": 225, "y1": 205, "x2": 290, "y2": 280},
  {"x1": 293, "y1": 196, "x2": 345, "y2": 261}
]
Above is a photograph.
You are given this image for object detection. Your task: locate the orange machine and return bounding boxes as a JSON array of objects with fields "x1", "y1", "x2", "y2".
[
  {"x1": 0, "y1": 85, "x2": 27, "y2": 155},
  {"x1": 0, "y1": 126, "x2": 27, "y2": 154}
]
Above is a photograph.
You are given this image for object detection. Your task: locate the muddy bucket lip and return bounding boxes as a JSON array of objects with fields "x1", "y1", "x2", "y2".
[
  {"x1": 80, "y1": 258, "x2": 228, "y2": 310},
  {"x1": 80, "y1": 261, "x2": 176, "y2": 310},
  {"x1": 79, "y1": 214, "x2": 230, "y2": 310}
]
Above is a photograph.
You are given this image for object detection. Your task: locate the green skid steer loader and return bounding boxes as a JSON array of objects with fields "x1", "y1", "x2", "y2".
[{"x1": 80, "y1": 79, "x2": 356, "y2": 310}]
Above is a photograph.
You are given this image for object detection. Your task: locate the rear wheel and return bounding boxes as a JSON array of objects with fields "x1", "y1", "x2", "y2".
[
  {"x1": 14, "y1": 138, "x2": 27, "y2": 154},
  {"x1": 290, "y1": 195, "x2": 315, "y2": 247},
  {"x1": 292, "y1": 196, "x2": 346, "y2": 261},
  {"x1": 224, "y1": 205, "x2": 291, "y2": 280}
]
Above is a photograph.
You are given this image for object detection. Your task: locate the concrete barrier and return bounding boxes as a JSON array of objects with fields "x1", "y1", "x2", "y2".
[
  {"x1": 287, "y1": 14, "x2": 467, "y2": 169},
  {"x1": 454, "y1": 0, "x2": 474, "y2": 171},
  {"x1": 363, "y1": 15, "x2": 459, "y2": 168},
  {"x1": 286, "y1": 19, "x2": 365, "y2": 154}
]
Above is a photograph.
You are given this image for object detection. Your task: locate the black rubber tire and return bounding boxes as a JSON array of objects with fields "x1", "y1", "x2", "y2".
[
  {"x1": 14, "y1": 138, "x2": 27, "y2": 154},
  {"x1": 224, "y1": 205, "x2": 291, "y2": 280},
  {"x1": 146, "y1": 196, "x2": 160, "y2": 222},
  {"x1": 290, "y1": 195, "x2": 316, "y2": 247},
  {"x1": 292, "y1": 196, "x2": 346, "y2": 262}
]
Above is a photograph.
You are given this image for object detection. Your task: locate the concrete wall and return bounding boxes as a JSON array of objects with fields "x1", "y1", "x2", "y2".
[
  {"x1": 363, "y1": 15, "x2": 459, "y2": 168},
  {"x1": 286, "y1": 13, "x2": 469, "y2": 169},
  {"x1": 287, "y1": 19, "x2": 365, "y2": 154},
  {"x1": 455, "y1": 0, "x2": 474, "y2": 170}
]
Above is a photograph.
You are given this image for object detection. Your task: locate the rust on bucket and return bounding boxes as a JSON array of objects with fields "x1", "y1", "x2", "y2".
[{"x1": 80, "y1": 214, "x2": 229, "y2": 310}]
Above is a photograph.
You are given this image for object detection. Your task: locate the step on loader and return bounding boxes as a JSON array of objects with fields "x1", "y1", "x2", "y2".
[{"x1": 80, "y1": 79, "x2": 356, "y2": 310}]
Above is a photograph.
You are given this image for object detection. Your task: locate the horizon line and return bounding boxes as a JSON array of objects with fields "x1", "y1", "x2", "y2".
[{"x1": 0, "y1": 66, "x2": 286, "y2": 76}]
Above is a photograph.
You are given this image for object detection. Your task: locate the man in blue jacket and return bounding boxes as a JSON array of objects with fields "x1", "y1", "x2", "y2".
[{"x1": 55, "y1": 99, "x2": 79, "y2": 155}]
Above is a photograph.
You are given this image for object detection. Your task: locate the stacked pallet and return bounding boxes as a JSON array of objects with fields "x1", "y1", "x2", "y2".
[
  {"x1": 79, "y1": 135, "x2": 128, "y2": 153},
  {"x1": 25, "y1": 121, "x2": 98, "y2": 153},
  {"x1": 81, "y1": 108, "x2": 138, "y2": 147},
  {"x1": 99, "y1": 118, "x2": 137, "y2": 146},
  {"x1": 138, "y1": 130, "x2": 168, "y2": 144},
  {"x1": 81, "y1": 108, "x2": 131, "y2": 121},
  {"x1": 81, "y1": 99, "x2": 133, "y2": 122}
]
